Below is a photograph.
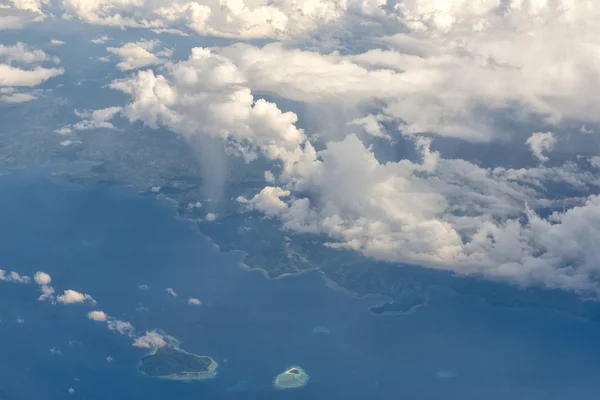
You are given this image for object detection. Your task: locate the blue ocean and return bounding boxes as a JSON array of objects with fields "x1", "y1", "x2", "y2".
[{"x1": 1, "y1": 166, "x2": 600, "y2": 399}]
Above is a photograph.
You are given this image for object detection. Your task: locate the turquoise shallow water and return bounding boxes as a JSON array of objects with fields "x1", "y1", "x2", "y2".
[{"x1": 1, "y1": 166, "x2": 600, "y2": 399}]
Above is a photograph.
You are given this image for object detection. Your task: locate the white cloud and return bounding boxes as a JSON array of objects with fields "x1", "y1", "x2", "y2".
[
  {"x1": 55, "y1": 127, "x2": 72, "y2": 135},
  {"x1": 98, "y1": 3, "x2": 600, "y2": 295},
  {"x1": 132, "y1": 330, "x2": 167, "y2": 349},
  {"x1": 50, "y1": 39, "x2": 65, "y2": 45},
  {"x1": 34, "y1": 271, "x2": 51, "y2": 285},
  {"x1": 68, "y1": 388, "x2": 75, "y2": 395},
  {"x1": 59, "y1": 139, "x2": 81, "y2": 147},
  {"x1": 264, "y1": 170, "x2": 275, "y2": 183},
  {"x1": 526, "y1": 132, "x2": 557, "y2": 163},
  {"x1": 0, "y1": 0, "x2": 46, "y2": 30},
  {"x1": 87, "y1": 310, "x2": 107, "y2": 321},
  {"x1": 205, "y1": 213, "x2": 216, "y2": 222},
  {"x1": 38, "y1": 284, "x2": 55, "y2": 301},
  {"x1": 91, "y1": 35, "x2": 110, "y2": 44},
  {"x1": 1, "y1": 92, "x2": 36, "y2": 103},
  {"x1": 107, "y1": 319, "x2": 134, "y2": 335},
  {"x1": 107, "y1": 40, "x2": 167, "y2": 71},
  {"x1": 0, "y1": 269, "x2": 30, "y2": 283},
  {"x1": 186, "y1": 201, "x2": 202, "y2": 210},
  {"x1": 188, "y1": 297, "x2": 201, "y2": 305},
  {"x1": 165, "y1": 287, "x2": 177, "y2": 297},
  {"x1": 57, "y1": 289, "x2": 95, "y2": 304},
  {"x1": 61, "y1": 0, "x2": 349, "y2": 39},
  {"x1": 34, "y1": 271, "x2": 54, "y2": 301},
  {"x1": 238, "y1": 187, "x2": 290, "y2": 217},
  {"x1": 0, "y1": 43, "x2": 63, "y2": 103},
  {"x1": 0, "y1": 64, "x2": 63, "y2": 87},
  {"x1": 0, "y1": 42, "x2": 58, "y2": 64},
  {"x1": 60, "y1": 106, "x2": 122, "y2": 132}
]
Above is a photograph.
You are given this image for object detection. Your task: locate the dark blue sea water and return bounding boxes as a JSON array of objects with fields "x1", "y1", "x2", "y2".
[{"x1": 1, "y1": 166, "x2": 600, "y2": 399}]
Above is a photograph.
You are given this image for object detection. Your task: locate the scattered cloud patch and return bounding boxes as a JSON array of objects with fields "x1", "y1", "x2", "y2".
[
  {"x1": 133, "y1": 330, "x2": 167, "y2": 349},
  {"x1": 49, "y1": 347, "x2": 62, "y2": 356},
  {"x1": 526, "y1": 132, "x2": 557, "y2": 163},
  {"x1": 91, "y1": 35, "x2": 110, "y2": 44},
  {"x1": 57, "y1": 106, "x2": 122, "y2": 133},
  {"x1": 34, "y1": 271, "x2": 54, "y2": 301},
  {"x1": 0, "y1": 42, "x2": 63, "y2": 103},
  {"x1": 165, "y1": 287, "x2": 177, "y2": 297},
  {"x1": 87, "y1": 310, "x2": 107, "y2": 321},
  {"x1": 60, "y1": 0, "x2": 349, "y2": 39},
  {"x1": 187, "y1": 201, "x2": 202, "y2": 210},
  {"x1": 34, "y1": 271, "x2": 51, "y2": 285},
  {"x1": 59, "y1": 139, "x2": 81, "y2": 147},
  {"x1": 107, "y1": 319, "x2": 134, "y2": 336},
  {"x1": 188, "y1": 297, "x2": 201, "y2": 305},
  {"x1": 0, "y1": 269, "x2": 30, "y2": 283},
  {"x1": 107, "y1": 40, "x2": 168, "y2": 71},
  {"x1": 57, "y1": 289, "x2": 95, "y2": 304},
  {"x1": 55, "y1": 127, "x2": 72, "y2": 135},
  {"x1": 1, "y1": 92, "x2": 36, "y2": 103},
  {"x1": 205, "y1": 213, "x2": 216, "y2": 222}
]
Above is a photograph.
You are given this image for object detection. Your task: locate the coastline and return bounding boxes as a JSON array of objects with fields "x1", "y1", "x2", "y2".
[{"x1": 139, "y1": 344, "x2": 219, "y2": 381}]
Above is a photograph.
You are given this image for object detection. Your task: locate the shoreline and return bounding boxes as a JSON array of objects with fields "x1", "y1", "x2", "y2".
[{"x1": 139, "y1": 344, "x2": 219, "y2": 381}]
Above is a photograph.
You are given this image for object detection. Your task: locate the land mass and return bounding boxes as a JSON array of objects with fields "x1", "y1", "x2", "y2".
[{"x1": 138, "y1": 346, "x2": 218, "y2": 380}]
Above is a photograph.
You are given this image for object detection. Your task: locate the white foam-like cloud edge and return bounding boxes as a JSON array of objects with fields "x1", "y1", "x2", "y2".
[
  {"x1": 102, "y1": 42, "x2": 600, "y2": 293},
  {"x1": 165, "y1": 287, "x2": 177, "y2": 297}
]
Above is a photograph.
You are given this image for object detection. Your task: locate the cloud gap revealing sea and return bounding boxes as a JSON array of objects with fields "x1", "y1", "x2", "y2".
[{"x1": 1, "y1": 165, "x2": 600, "y2": 399}]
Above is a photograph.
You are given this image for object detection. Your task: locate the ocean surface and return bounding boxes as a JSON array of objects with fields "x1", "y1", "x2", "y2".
[{"x1": 1, "y1": 165, "x2": 600, "y2": 399}]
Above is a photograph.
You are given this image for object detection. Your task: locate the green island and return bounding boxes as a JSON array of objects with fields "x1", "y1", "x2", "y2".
[
  {"x1": 273, "y1": 366, "x2": 310, "y2": 390},
  {"x1": 138, "y1": 346, "x2": 218, "y2": 381}
]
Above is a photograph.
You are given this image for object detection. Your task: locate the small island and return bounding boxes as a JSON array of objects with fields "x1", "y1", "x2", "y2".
[
  {"x1": 273, "y1": 366, "x2": 310, "y2": 389},
  {"x1": 138, "y1": 346, "x2": 218, "y2": 381}
]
